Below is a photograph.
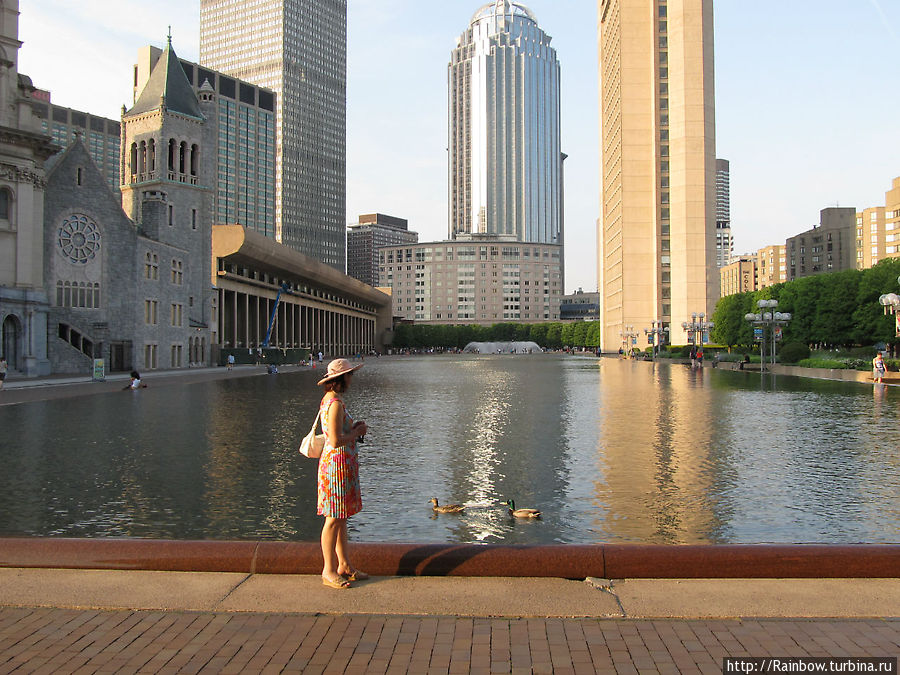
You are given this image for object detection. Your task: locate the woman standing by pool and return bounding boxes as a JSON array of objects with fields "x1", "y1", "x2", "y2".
[{"x1": 316, "y1": 358, "x2": 368, "y2": 588}]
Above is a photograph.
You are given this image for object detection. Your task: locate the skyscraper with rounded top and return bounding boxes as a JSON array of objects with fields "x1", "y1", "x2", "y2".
[{"x1": 449, "y1": 1, "x2": 562, "y2": 246}]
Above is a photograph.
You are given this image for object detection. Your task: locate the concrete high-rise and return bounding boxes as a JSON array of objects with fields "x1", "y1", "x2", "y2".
[
  {"x1": 199, "y1": 0, "x2": 347, "y2": 270},
  {"x1": 346, "y1": 213, "x2": 418, "y2": 287},
  {"x1": 786, "y1": 207, "x2": 855, "y2": 280},
  {"x1": 449, "y1": 1, "x2": 562, "y2": 246},
  {"x1": 597, "y1": 0, "x2": 717, "y2": 350}
]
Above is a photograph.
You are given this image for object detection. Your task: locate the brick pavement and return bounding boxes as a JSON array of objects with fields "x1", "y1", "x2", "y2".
[{"x1": 0, "y1": 608, "x2": 897, "y2": 674}]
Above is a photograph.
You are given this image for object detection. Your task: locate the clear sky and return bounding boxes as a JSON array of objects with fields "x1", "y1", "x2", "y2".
[{"x1": 18, "y1": 1, "x2": 900, "y2": 294}]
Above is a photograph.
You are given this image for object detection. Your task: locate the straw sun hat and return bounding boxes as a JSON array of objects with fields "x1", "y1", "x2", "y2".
[{"x1": 317, "y1": 358, "x2": 363, "y2": 385}]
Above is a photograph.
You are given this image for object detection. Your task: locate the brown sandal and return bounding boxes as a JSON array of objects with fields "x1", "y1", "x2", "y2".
[{"x1": 322, "y1": 575, "x2": 351, "y2": 589}]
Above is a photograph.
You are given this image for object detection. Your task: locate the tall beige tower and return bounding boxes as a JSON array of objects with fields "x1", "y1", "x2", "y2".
[{"x1": 597, "y1": 0, "x2": 717, "y2": 351}]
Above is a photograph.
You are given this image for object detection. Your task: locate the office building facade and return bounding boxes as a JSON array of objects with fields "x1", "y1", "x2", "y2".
[
  {"x1": 560, "y1": 289, "x2": 600, "y2": 322},
  {"x1": 756, "y1": 244, "x2": 785, "y2": 289},
  {"x1": 31, "y1": 101, "x2": 120, "y2": 194},
  {"x1": 199, "y1": 0, "x2": 347, "y2": 269},
  {"x1": 856, "y1": 176, "x2": 900, "y2": 269},
  {"x1": 597, "y1": 0, "x2": 717, "y2": 350},
  {"x1": 378, "y1": 237, "x2": 561, "y2": 324},
  {"x1": 719, "y1": 257, "x2": 756, "y2": 297},
  {"x1": 134, "y1": 46, "x2": 276, "y2": 239},
  {"x1": 449, "y1": 1, "x2": 562, "y2": 246},
  {"x1": 346, "y1": 213, "x2": 418, "y2": 287},
  {"x1": 787, "y1": 208, "x2": 856, "y2": 281},
  {"x1": 715, "y1": 158, "x2": 732, "y2": 268}
]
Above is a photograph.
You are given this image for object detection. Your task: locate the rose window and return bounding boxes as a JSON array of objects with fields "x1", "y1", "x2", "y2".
[{"x1": 58, "y1": 214, "x2": 101, "y2": 264}]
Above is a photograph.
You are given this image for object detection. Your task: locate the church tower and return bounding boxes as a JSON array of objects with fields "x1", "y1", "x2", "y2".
[{"x1": 120, "y1": 36, "x2": 217, "y2": 367}]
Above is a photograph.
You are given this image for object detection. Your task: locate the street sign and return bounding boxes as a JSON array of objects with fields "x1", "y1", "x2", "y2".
[
  {"x1": 92, "y1": 359, "x2": 105, "y2": 382},
  {"x1": 754, "y1": 328, "x2": 764, "y2": 342},
  {"x1": 647, "y1": 334, "x2": 654, "y2": 345},
  {"x1": 631, "y1": 336, "x2": 637, "y2": 345}
]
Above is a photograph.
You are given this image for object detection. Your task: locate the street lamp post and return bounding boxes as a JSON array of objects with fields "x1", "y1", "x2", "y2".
[
  {"x1": 644, "y1": 320, "x2": 668, "y2": 360},
  {"x1": 878, "y1": 275, "x2": 900, "y2": 342},
  {"x1": 681, "y1": 312, "x2": 714, "y2": 354},
  {"x1": 619, "y1": 324, "x2": 639, "y2": 357},
  {"x1": 744, "y1": 299, "x2": 792, "y2": 372}
]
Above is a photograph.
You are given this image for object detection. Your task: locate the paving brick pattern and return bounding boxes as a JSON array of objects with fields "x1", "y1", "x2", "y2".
[{"x1": 0, "y1": 608, "x2": 897, "y2": 674}]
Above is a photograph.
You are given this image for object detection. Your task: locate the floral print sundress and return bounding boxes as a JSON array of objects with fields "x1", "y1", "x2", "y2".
[{"x1": 317, "y1": 395, "x2": 362, "y2": 518}]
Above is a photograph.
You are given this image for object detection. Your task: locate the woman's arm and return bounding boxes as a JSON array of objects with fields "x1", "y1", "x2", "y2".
[{"x1": 326, "y1": 398, "x2": 365, "y2": 447}]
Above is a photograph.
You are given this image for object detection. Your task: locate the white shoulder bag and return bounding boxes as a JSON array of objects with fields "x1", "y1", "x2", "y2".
[{"x1": 299, "y1": 410, "x2": 325, "y2": 459}]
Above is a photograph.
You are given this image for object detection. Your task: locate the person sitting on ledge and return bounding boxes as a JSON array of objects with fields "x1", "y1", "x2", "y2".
[{"x1": 123, "y1": 371, "x2": 147, "y2": 390}]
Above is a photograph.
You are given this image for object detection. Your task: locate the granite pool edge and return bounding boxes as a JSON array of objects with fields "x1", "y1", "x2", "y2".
[{"x1": 1, "y1": 538, "x2": 898, "y2": 578}]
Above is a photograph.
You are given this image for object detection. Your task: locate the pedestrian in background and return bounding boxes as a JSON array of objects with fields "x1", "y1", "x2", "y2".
[
  {"x1": 0, "y1": 356, "x2": 7, "y2": 390},
  {"x1": 873, "y1": 352, "x2": 886, "y2": 383}
]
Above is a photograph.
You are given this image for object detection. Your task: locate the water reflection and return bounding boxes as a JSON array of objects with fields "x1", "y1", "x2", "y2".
[{"x1": 0, "y1": 356, "x2": 898, "y2": 544}]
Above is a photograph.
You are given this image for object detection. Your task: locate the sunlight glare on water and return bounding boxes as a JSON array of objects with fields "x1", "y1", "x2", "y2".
[{"x1": 0, "y1": 355, "x2": 898, "y2": 545}]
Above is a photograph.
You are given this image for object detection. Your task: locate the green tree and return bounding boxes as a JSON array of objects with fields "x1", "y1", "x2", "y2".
[
  {"x1": 514, "y1": 323, "x2": 532, "y2": 341},
  {"x1": 586, "y1": 321, "x2": 602, "y2": 348},
  {"x1": 711, "y1": 292, "x2": 753, "y2": 349},
  {"x1": 809, "y1": 269, "x2": 860, "y2": 347},
  {"x1": 778, "y1": 276, "x2": 818, "y2": 346},
  {"x1": 852, "y1": 258, "x2": 900, "y2": 346},
  {"x1": 529, "y1": 323, "x2": 549, "y2": 346},
  {"x1": 573, "y1": 321, "x2": 589, "y2": 348},
  {"x1": 545, "y1": 323, "x2": 562, "y2": 349}
]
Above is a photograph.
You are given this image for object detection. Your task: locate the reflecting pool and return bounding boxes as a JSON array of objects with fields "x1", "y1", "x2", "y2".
[{"x1": 1, "y1": 356, "x2": 898, "y2": 545}]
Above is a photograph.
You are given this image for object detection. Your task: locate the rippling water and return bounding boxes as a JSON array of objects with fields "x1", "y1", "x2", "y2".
[{"x1": 1, "y1": 356, "x2": 898, "y2": 544}]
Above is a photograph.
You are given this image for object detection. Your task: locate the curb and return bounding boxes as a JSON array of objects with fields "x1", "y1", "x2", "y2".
[{"x1": 1, "y1": 538, "x2": 898, "y2": 578}]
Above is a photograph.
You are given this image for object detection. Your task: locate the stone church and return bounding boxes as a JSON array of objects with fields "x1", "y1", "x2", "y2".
[
  {"x1": 43, "y1": 38, "x2": 215, "y2": 373},
  {"x1": 0, "y1": 0, "x2": 57, "y2": 376}
]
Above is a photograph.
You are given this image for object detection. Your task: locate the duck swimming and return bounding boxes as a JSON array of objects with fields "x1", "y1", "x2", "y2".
[
  {"x1": 430, "y1": 497, "x2": 465, "y2": 513},
  {"x1": 504, "y1": 499, "x2": 541, "y2": 518}
]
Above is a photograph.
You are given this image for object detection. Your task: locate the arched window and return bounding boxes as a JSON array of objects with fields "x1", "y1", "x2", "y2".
[
  {"x1": 168, "y1": 139, "x2": 176, "y2": 172},
  {"x1": 130, "y1": 143, "x2": 138, "y2": 181},
  {"x1": 56, "y1": 280, "x2": 63, "y2": 306},
  {"x1": 148, "y1": 139, "x2": 156, "y2": 173},
  {"x1": 179, "y1": 141, "x2": 187, "y2": 174},
  {"x1": 63, "y1": 281, "x2": 71, "y2": 307},
  {"x1": 0, "y1": 188, "x2": 10, "y2": 220},
  {"x1": 93, "y1": 283, "x2": 101, "y2": 308},
  {"x1": 139, "y1": 140, "x2": 146, "y2": 176},
  {"x1": 190, "y1": 144, "x2": 199, "y2": 176}
]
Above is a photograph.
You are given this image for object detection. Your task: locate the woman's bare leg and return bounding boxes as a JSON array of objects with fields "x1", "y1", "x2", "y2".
[
  {"x1": 335, "y1": 519, "x2": 350, "y2": 573},
  {"x1": 321, "y1": 517, "x2": 344, "y2": 581}
]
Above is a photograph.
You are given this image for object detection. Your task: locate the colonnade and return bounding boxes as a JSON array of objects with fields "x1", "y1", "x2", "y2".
[
  {"x1": 217, "y1": 287, "x2": 376, "y2": 356},
  {"x1": 127, "y1": 138, "x2": 200, "y2": 185}
]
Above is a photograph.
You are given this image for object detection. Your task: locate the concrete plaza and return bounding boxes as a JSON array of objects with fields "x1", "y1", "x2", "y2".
[{"x1": 0, "y1": 570, "x2": 898, "y2": 673}]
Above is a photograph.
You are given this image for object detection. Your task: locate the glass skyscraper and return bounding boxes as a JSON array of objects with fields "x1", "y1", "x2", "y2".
[
  {"x1": 449, "y1": 1, "x2": 562, "y2": 246},
  {"x1": 199, "y1": 0, "x2": 347, "y2": 270}
]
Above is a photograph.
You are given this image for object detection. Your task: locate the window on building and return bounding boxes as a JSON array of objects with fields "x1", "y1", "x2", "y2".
[
  {"x1": 171, "y1": 259, "x2": 183, "y2": 285},
  {"x1": 144, "y1": 299, "x2": 158, "y2": 325},
  {"x1": 145, "y1": 252, "x2": 159, "y2": 280},
  {"x1": 0, "y1": 188, "x2": 10, "y2": 220}
]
